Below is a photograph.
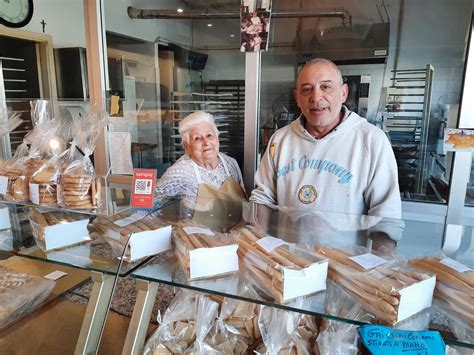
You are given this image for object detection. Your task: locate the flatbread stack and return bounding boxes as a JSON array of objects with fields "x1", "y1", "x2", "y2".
[
  {"x1": 58, "y1": 171, "x2": 101, "y2": 209},
  {"x1": 0, "y1": 266, "x2": 55, "y2": 330}
]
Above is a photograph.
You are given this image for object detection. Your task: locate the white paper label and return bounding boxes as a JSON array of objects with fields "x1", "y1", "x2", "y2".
[
  {"x1": 440, "y1": 258, "x2": 472, "y2": 273},
  {"x1": 114, "y1": 212, "x2": 146, "y2": 227},
  {"x1": 183, "y1": 226, "x2": 214, "y2": 236},
  {"x1": 44, "y1": 270, "x2": 68, "y2": 280},
  {"x1": 256, "y1": 236, "x2": 289, "y2": 253},
  {"x1": 29, "y1": 183, "x2": 40, "y2": 204},
  {"x1": 0, "y1": 176, "x2": 8, "y2": 195},
  {"x1": 348, "y1": 253, "x2": 387, "y2": 269}
]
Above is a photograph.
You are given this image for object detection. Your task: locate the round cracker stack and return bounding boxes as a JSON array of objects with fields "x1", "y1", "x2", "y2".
[
  {"x1": 1, "y1": 160, "x2": 42, "y2": 201},
  {"x1": 58, "y1": 173, "x2": 101, "y2": 209},
  {"x1": 30, "y1": 164, "x2": 58, "y2": 206}
]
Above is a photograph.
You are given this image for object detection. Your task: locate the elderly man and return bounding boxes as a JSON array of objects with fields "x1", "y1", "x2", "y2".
[{"x1": 250, "y1": 58, "x2": 401, "y2": 219}]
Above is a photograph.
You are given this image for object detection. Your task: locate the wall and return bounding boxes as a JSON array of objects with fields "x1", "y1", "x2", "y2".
[{"x1": 21, "y1": 0, "x2": 86, "y2": 48}]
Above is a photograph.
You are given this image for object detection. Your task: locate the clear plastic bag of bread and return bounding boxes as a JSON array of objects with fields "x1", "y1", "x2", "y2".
[
  {"x1": 173, "y1": 219, "x2": 238, "y2": 280},
  {"x1": 57, "y1": 109, "x2": 108, "y2": 210},
  {"x1": 233, "y1": 224, "x2": 328, "y2": 303},
  {"x1": 217, "y1": 292, "x2": 261, "y2": 349},
  {"x1": 315, "y1": 245, "x2": 434, "y2": 325},
  {"x1": 0, "y1": 143, "x2": 34, "y2": 202},
  {"x1": 0, "y1": 265, "x2": 55, "y2": 330},
  {"x1": 315, "y1": 281, "x2": 370, "y2": 355},
  {"x1": 143, "y1": 290, "x2": 223, "y2": 354},
  {"x1": 254, "y1": 302, "x2": 314, "y2": 355},
  {"x1": 143, "y1": 289, "x2": 198, "y2": 354},
  {"x1": 407, "y1": 253, "x2": 473, "y2": 337},
  {"x1": 27, "y1": 114, "x2": 68, "y2": 207}
]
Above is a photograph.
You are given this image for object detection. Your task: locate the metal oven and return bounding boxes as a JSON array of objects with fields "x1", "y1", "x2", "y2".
[{"x1": 342, "y1": 74, "x2": 371, "y2": 118}]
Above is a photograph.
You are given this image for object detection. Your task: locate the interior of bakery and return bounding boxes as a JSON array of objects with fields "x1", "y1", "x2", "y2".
[{"x1": 0, "y1": 0, "x2": 473, "y2": 353}]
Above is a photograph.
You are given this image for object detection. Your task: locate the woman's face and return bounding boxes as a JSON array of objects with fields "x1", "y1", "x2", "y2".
[{"x1": 184, "y1": 122, "x2": 219, "y2": 166}]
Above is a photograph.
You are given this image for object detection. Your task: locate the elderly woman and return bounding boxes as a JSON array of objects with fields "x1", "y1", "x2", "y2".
[{"x1": 155, "y1": 111, "x2": 246, "y2": 212}]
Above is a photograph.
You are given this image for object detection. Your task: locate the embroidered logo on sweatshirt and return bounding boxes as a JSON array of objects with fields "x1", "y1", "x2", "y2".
[{"x1": 298, "y1": 185, "x2": 317, "y2": 204}]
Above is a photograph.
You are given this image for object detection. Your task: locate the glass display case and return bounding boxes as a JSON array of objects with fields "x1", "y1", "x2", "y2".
[
  {"x1": 0, "y1": 200, "x2": 154, "y2": 354},
  {"x1": 121, "y1": 198, "x2": 473, "y2": 353}
]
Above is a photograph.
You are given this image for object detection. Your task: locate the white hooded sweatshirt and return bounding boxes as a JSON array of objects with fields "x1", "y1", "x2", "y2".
[{"x1": 250, "y1": 108, "x2": 401, "y2": 218}]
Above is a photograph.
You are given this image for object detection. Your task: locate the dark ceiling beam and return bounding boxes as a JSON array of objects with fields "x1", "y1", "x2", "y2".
[{"x1": 127, "y1": 7, "x2": 352, "y2": 25}]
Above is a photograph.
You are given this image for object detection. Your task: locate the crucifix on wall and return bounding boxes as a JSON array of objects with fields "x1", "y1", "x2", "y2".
[{"x1": 40, "y1": 20, "x2": 46, "y2": 33}]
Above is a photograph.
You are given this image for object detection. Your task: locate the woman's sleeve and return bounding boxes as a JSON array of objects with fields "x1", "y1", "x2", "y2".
[{"x1": 155, "y1": 160, "x2": 196, "y2": 198}]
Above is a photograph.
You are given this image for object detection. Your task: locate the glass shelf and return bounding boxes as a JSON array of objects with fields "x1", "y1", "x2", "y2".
[
  {"x1": 130, "y1": 199, "x2": 474, "y2": 349},
  {"x1": 0, "y1": 202, "x2": 153, "y2": 276}
]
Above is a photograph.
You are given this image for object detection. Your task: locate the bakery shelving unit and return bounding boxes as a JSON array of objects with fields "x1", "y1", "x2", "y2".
[
  {"x1": 383, "y1": 65, "x2": 434, "y2": 196},
  {"x1": 169, "y1": 85, "x2": 244, "y2": 167},
  {"x1": 121, "y1": 198, "x2": 474, "y2": 354},
  {"x1": 204, "y1": 80, "x2": 245, "y2": 167}
]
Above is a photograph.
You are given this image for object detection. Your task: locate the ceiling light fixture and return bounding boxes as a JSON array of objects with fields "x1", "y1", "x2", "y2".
[
  {"x1": 230, "y1": 34, "x2": 235, "y2": 37},
  {"x1": 177, "y1": 8, "x2": 183, "y2": 13},
  {"x1": 207, "y1": 23, "x2": 213, "y2": 27}
]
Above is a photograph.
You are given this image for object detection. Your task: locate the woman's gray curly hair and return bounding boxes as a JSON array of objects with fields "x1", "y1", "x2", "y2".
[{"x1": 179, "y1": 111, "x2": 219, "y2": 147}]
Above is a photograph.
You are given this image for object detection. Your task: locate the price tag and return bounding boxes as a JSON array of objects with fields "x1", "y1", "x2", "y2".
[
  {"x1": 29, "y1": 183, "x2": 40, "y2": 204},
  {"x1": 131, "y1": 169, "x2": 157, "y2": 210},
  {"x1": 44, "y1": 270, "x2": 68, "y2": 280},
  {"x1": 183, "y1": 226, "x2": 214, "y2": 236},
  {"x1": 348, "y1": 253, "x2": 387, "y2": 269},
  {"x1": 440, "y1": 258, "x2": 472, "y2": 273},
  {"x1": 257, "y1": 236, "x2": 289, "y2": 253},
  {"x1": 357, "y1": 325, "x2": 445, "y2": 355},
  {"x1": 0, "y1": 176, "x2": 8, "y2": 195}
]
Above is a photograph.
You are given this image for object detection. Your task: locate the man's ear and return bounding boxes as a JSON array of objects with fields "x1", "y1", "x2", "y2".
[
  {"x1": 341, "y1": 83, "x2": 349, "y2": 103},
  {"x1": 294, "y1": 89, "x2": 301, "y2": 108}
]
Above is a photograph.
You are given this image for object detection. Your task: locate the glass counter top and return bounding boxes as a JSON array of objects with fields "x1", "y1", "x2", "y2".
[
  {"x1": 131, "y1": 199, "x2": 474, "y2": 349},
  {"x1": 0, "y1": 202, "x2": 155, "y2": 276}
]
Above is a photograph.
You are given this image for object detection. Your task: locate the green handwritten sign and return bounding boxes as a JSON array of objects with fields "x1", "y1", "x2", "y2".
[{"x1": 357, "y1": 325, "x2": 445, "y2": 354}]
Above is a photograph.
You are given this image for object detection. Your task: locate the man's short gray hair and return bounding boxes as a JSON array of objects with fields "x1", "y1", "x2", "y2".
[
  {"x1": 179, "y1": 111, "x2": 219, "y2": 146},
  {"x1": 297, "y1": 58, "x2": 344, "y2": 85}
]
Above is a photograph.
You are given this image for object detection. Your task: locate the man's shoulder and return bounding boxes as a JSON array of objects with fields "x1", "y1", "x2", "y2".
[{"x1": 271, "y1": 118, "x2": 301, "y2": 141}]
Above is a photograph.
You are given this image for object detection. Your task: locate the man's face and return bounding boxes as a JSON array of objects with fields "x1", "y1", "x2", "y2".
[
  {"x1": 184, "y1": 122, "x2": 219, "y2": 165},
  {"x1": 294, "y1": 62, "x2": 348, "y2": 136}
]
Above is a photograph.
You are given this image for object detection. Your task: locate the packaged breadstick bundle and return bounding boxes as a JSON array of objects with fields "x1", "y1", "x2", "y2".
[
  {"x1": 0, "y1": 266, "x2": 55, "y2": 330},
  {"x1": 315, "y1": 246, "x2": 436, "y2": 325},
  {"x1": 173, "y1": 219, "x2": 239, "y2": 280},
  {"x1": 28, "y1": 207, "x2": 91, "y2": 251},
  {"x1": 234, "y1": 225, "x2": 328, "y2": 303},
  {"x1": 90, "y1": 210, "x2": 172, "y2": 261},
  {"x1": 58, "y1": 111, "x2": 108, "y2": 210},
  {"x1": 408, "y1": 255, "x2": 473, "y2": 330}
]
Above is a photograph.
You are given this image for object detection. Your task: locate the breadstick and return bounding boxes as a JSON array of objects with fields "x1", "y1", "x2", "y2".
[
  {"x1": 329, "y1": 269, "x2": 397, "y2": 317},
  {"x1": 240, "y1": 228, "x2": 295, "y2": 268},
  {"x1": 331, "y1": 268, "x2": 400, "y2": 306},
  {"x1": 245, "y1": 226, "x2": 313, "y2": 268},
  {"x1": 422, "y1": 257, "x2": 473, "y2": 287},
  {"x1": 409, "y1": 259, "x2": 474, "y2": 295},
  {"x1": 316, "y1": 247, "x2": 365, "y2": 272},
  {"x1": 175, "y1": 228, "x2": 195, "y2": 251},
  {"x1": 188, "y1": 233, "x2": 205, "y2": 249}
]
